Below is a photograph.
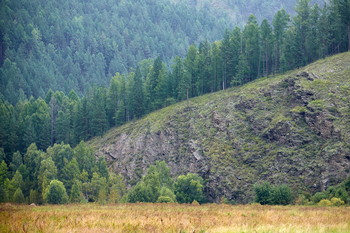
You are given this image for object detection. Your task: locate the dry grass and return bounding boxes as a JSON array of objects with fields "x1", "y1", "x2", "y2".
[{"x1": 1, "y1": 203, "x2": 350, "y2": 233}]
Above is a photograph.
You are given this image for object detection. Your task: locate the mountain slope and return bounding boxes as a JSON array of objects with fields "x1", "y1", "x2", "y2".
[
  {"x1": 173, "y1": 0, "x2": 325, "y2": 24},
  {"x1": 91, "y1": 52, "x2": 350, "y2": 203},
  {"x1": 0, "y1": 0, "x2": 229, "y2": 103}
]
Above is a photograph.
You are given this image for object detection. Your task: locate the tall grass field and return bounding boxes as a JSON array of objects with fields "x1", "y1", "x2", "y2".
[{"x1": 1, "y1": 203, "x2": 349, "y2": 232}]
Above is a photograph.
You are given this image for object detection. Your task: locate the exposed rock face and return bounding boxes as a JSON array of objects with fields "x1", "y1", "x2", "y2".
[{"x1": 93, "y1": 53, "x2": 350, "y2": 203}]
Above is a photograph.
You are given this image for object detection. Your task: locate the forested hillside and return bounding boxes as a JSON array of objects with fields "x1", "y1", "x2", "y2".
[
  {"x1": 0, "y1": 0, "x2": 329, "y2": 104},
  {"x1": 0, "y1": 0, "x2": 348, "y2": 156},
  {"x1": 0, "y1": 0, "x2": 229, "y2": 103},
  {"x1": 0, "y1": 0, "x2": 349, "y2": 205},
  {"x1": 173, "y1": 0, "x2": 325, "y2": 23},
  {"x1": 93, "y1": 51, "x2": 350, "y2": 203}
]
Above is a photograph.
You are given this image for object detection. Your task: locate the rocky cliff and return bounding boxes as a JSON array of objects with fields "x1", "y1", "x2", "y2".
[{"x1": 91, "y1": 52, "x2": 350, "y2": 203}]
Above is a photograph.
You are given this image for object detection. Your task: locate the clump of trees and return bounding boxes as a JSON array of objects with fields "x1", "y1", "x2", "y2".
[
  {"x1": 126, "y1": 161, "x2": 205, "y2": 204},
  {"x1": 0, "y1": 142, "x2": 126, "y2": 205},
  {"x1": 0, "y1": 145, "x2": 206, "y2": 205},
  {"x1": 296, "y1": 176, "x2": 350, "y2": 206},
  {"x1": 254, "y1": 182, "x2": 293, "y2": 205}
]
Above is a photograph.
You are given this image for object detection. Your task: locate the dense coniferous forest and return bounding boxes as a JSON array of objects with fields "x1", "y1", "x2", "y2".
[
  {"x1": 0, "y1": 0, "x2": 349, "y2": 204},
  {"x1": 0, "y1": 0, "x2": 230, "y2": 103},
  {"x1": 173, "y1": 0, "x2": 325, "y2": 23}
]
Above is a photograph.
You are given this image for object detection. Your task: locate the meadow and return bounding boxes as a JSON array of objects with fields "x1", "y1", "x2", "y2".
[{"x1": 1, "y1": 203, "x2": 349, "y2": 233}]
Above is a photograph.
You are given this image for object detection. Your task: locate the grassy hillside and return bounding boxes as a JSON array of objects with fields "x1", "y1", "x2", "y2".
[{"x1": 91, "y1": 52, "x2": 350, "y2": 203}]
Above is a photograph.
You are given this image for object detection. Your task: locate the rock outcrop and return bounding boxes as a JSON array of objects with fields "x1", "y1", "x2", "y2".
[{"x1": 92, "y1": 52, "x2": 350, "y2": 203}]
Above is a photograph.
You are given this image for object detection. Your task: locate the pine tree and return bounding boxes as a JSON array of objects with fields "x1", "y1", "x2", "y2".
[
  {"x1": 260, "y1": 19, "x2": 273, "y2": 77},
  {"x1": 242, "y1": 15, "x2": 261, "y2": 80},
  {"x1": 272, "y1": 9, "x2": 290, "y2": 73},
  {"x1": 38, "y1": 156, "x2": 58, "y2": 199},
  {"x1": 13, "y1": 188, "x2": 25, "y2": 203},
  {"x1": 61, "y1": 158, "x2": 80, "y2": 194},
  {"x1": 69, "y1": 180, "x2": 83, "y2": 203},
  {"x1": 184, "y1": 46, "x2": 198, "y2": 97},
  {"x1": 294, "y1": 0, "x2": 311, "y2": 67},
  {"x1": 130, "y1": 68, "x2": 144, "y2": 119},
  {"x1": 332, "y1": 0, "x2": 350, "y2": 51},
  {"x1": 0, "y1": 160, "x2": 9, "y2": 202},
  {"x1": 235, "y1": 53, "x2": 250, "y2": 86}
]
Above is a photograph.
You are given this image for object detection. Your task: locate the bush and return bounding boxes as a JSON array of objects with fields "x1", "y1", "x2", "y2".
[
  {"x1": 295, "y1": 194, "x2": 311, "y2": 205},
  {"x1": 157, "y1": 196, "x2": 175, "y2": 203},
  {"x1": 44, "y1": 180, "x2": 68, "y2": 204},
  {"x1": 317, "y1": 199, "x2": 332, "y2": 206},
  {"x1": 159, "y1": 187, "x2": 176, "y2": 202},
  {"x1": 191, "y1": 200, "x2": 200, "y2": 205},
  {"x1": 175, "y1": 173, "x2": 204, "y2": 204},
  {"x1": 270, "y1": 184, "x2": 293, "y2": 205},
  {"x1": 254, "y1": 182, "x2": 272, "y2": 205},
  {"x1": 330, "y1": 197, "x2": 345, "y2": 206},
  {"x1": 254, "y1": 182, "x2": 293, "y2": 205}
]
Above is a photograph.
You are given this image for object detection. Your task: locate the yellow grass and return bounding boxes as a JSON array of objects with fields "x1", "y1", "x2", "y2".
[{"x1": 1, "y1": 203, "x2": 350, "y2": 233}]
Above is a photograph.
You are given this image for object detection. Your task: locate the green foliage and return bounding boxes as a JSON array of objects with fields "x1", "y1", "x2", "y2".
[
  {"x1": 191, "y1": 200, "x2": 200, "y2": 205},
  {"x1": 291, "y1": 106, "x2": 308, "y2": 113},
  {"x1": 38, "y1": 156, "x2": 57, "y2": 198},
  {"x1": 270, "y1": 185, "x2": 293, "y2": 205},
  {"x1": 160, "y1": 187, "x2": 177, "y2": 203},
  {"x1": 317, "y1": 199, "x2": 332, "y2": 206},
  {"x1": 0, "y1": 0, "x2": 347, "y2": 160},
  {"x1": 310, "y1": 177, "x2": 350, "y2": 205},
  {"x1": 174, "y1": 173, "x2": 204, "y2": 204},
  {"x1": 108, "y1": 173, "x2": 127, "y2": 204},
  {"x1": 13, "y1": 188, "x2": 25, "y2": 203},
  {"x1": 61, "y1": 158, "x2": 80, "y2": 194},
  {"x1": 69, "y1": 180, "x2": 83, "y2": 203},
  {"x1": 330, "y1": 197, "x2": 345, "y2": 206},
  {"x1": 44, "y1": 180, "x2": 68, "y2": 204},
  {"x1": 0, "y1": 0, "x2": 228, "y2": 104},
  {"x1": 127, "y1": 161, "x2": 174, "y2": 203},
  {"x1": 29, "y1": 189, "x2": 40, "y2": 204},
  {"x1": 157, "y1": 196, "x2": 175, "y2": 203},
  {"x1": 254, "y1": 182, "x2": 293, "y2": 205}
]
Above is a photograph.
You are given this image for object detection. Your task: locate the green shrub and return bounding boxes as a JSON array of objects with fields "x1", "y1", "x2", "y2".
[
  {"x1": 157, "y1": 196, "x2": 175, "y2": 203},
  {"x1": 330, "y1": 197, "x2": 344, "y2": 206},
  {"x1": 254, "y1": 182, "x2": 293, "y2": 205},
  {"x1": 291, "y1": 106, "x2": 307, "y2": 113},
  {"x1": 295, "y1": 194, "x2": 311, "y2": 205},
  {"x1": 311, "y1": 192, "x2": 328, "y2": 204},
  {"x1": 270, "y1": 184, "x2": 293, "y2": 205},
  {"x1": 254, "y1": 182, "x2": 272, "y2": 205},
  {"x1": 317, "y1": 199, "x2": 332, "y2": 206},
  {"x1": 175, "y1": 173, "x2": 204, "y2": 204},
  {"x1": 44, "y1": 180, "x2": 68, "y2": 204},
  {"x1": 308, "y1": 99, "x2": 325, "y2": 111},
  {"x1": 191, "y1": 200, "x2": 200, "y2": 205}
]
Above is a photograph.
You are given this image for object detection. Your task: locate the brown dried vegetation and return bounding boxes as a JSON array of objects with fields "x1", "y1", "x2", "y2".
[{"x1": 1, "y1": 203, "x2": 350, "y2": 233}]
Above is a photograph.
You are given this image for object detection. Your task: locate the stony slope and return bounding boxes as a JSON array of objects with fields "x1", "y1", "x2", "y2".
[{"x1": 91, "y1": 52, "x2": 350, "y2": 203}]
